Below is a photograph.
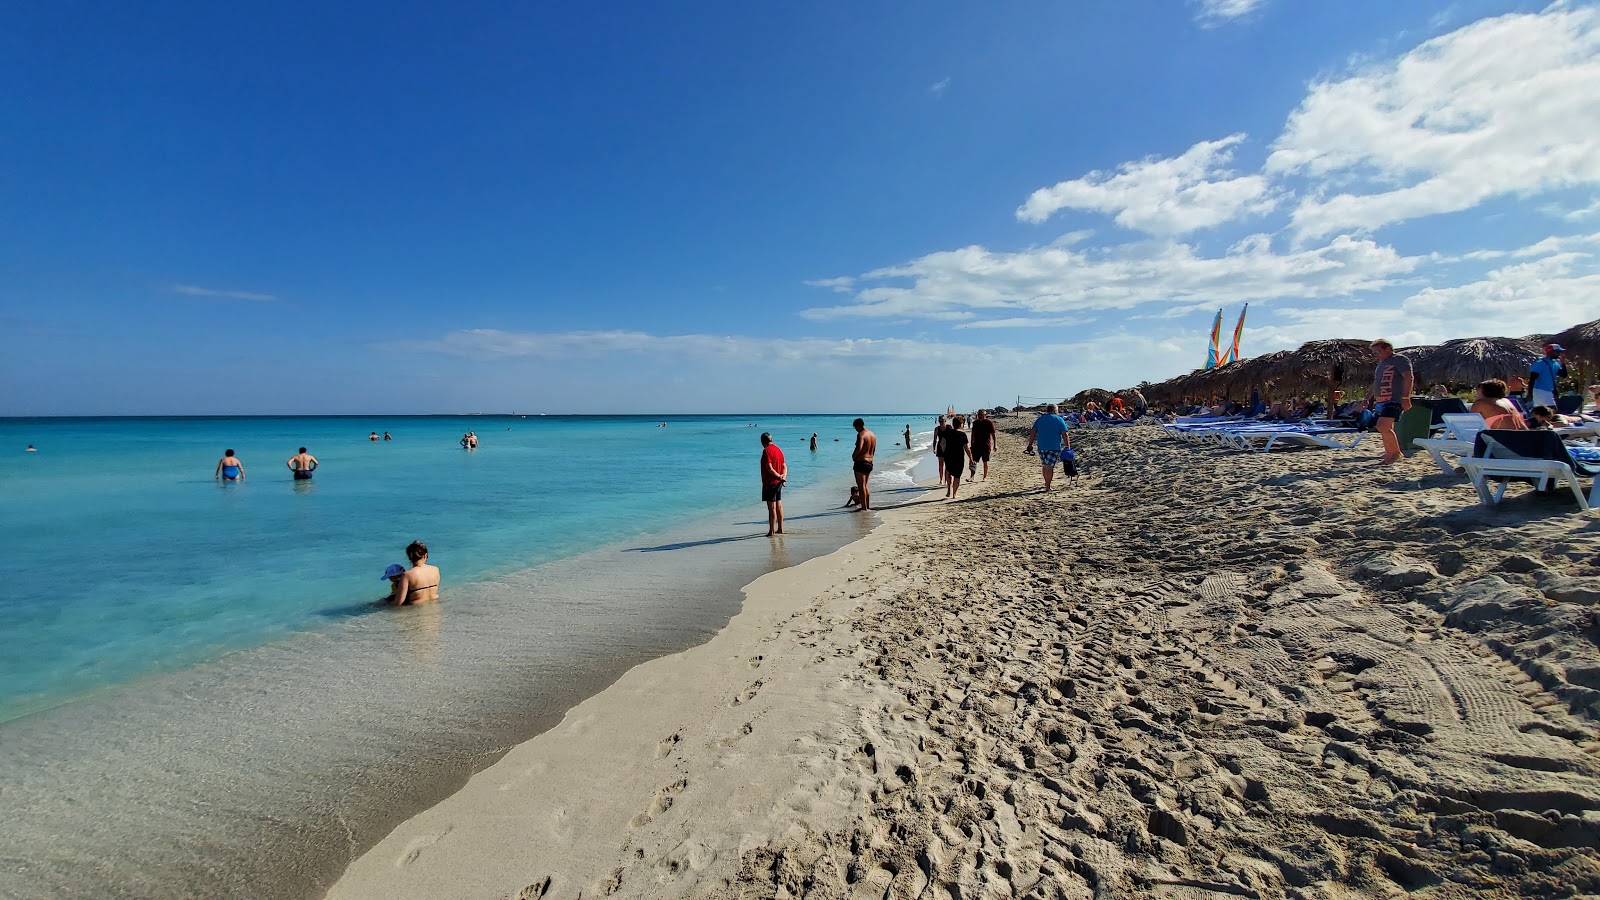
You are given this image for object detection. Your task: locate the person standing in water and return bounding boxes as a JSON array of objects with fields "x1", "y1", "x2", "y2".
[
  {"x1": 851, "y1": 418, "x2": 877, "y2": 511},
  {"x1": 388, "y1": 540, "x2": 440, "y2": 605},
  {"x1": 383, "y1": 431, "x2": 392, "y2": 441},
  {"x1": 904, "y1": 424, "x2": 912, "y2": 449},
  {"x1": 368, "y1": 432, "x2": 379, "y2": 442},
  {"x1": 287, "y1": 447, "x2": 318, "y2": 480},
  {"x1": 810, "y1": 433, "x2": 818, "y2": 452},
  {"x1": 759, "y1": 432, "x2": 788, "y2": 537},
  {"x1": 215, "y1": 449, "x2": 245, "y2": 482}
]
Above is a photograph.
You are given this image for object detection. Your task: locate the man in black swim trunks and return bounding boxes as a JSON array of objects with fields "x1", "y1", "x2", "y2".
[
  {"x1": 851, "y1": 418, "x2": 876, "y2": 511},
  {"x1": 287, "y1": 447, "x2": 318, "y2": 480},
  {"x1": 970, "y1": 409, "x2": 997, "y2": 481}
]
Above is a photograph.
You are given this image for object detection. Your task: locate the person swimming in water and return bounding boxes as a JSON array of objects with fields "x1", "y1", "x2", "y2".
[
  {"x1": 369, "y1": 432, "x2": 379, "y2": 442},
  {"x1": 386, "y1": 541, "x2": 440, "y2": 606},
  {"x1": 287, "y1": 447, "x2": 318, "y2": 479},
  {"x1": 215, "y1": 449, "x2": 245, "y2": 481},
  {"x1": 25, "y1": 444, "x2": 37, "y2": 452},
  {"x1": 383, "y1": 431, "x2": 392, "y2": 441}
]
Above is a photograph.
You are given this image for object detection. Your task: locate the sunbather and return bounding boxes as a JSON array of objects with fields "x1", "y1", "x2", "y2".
[{"x1": 1470, "y1": 379, "x2": 1527, "y2": 430}]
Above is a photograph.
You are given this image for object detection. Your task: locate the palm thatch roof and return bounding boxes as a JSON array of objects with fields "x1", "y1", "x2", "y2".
[
  {"x1": 1551, "y1": 318, "x2": 1600, "y2": 366},
  {"x1": 1264, "y1": 340, "x2": 1375, "y2": 388},
  {"x1": 1408, "y1": 336, "x2": 1543, "y2": 387},
  {"x1": 1066, "y1": 388, "x2": 1112, "y2": 408}
]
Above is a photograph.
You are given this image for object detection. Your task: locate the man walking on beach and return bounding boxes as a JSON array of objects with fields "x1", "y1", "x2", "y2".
[
  {"x1": 1528, "y1": 344, "x2": 1568, "y2": 410},
  {"x1": 1370, "y1": 339, "x2": 1413, "y2": 466},
  {"x1": 1025, "y1": 404, "x2": 1070, "y2": 492},
  {"x1": 970, "y1": 409, "x2": 997, "y2": 481},
  {"x1": 852, "y1": 418, "x2": 876, "y2": 511},
  {"x1": 287, "y1": 447, "x2": 319, "y2": 480},
  {"x1": 759, "y1": 432, "x2": 787, "y2": 536}
]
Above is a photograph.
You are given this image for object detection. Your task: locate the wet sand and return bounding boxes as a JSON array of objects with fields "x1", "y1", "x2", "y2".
[{"x1": 331, "y1": 419, "x2": 1600, "y2": 898}]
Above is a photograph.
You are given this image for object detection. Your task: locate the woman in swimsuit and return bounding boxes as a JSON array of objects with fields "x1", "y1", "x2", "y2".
[
  {"x1": 215, "y1": 449, "x2": 245, "y2": 481},
  {"x1": 390, "y1": 540, "x2": 441, "y2": 606}
]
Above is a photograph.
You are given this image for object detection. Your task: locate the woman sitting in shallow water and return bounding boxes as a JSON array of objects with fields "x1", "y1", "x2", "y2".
[{"x1": 385, "y1": 540, "x2": 440, "y2": 606}]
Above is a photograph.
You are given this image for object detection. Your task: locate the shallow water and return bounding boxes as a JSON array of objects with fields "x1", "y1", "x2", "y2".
[{"x1": 0, "y1": 414, "x2": 934, "y2": 898}]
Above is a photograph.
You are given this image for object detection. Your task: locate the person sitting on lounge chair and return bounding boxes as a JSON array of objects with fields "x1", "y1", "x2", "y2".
[{"x1": 1470, "y1": 379, "x2": 1527, "y2": 430}]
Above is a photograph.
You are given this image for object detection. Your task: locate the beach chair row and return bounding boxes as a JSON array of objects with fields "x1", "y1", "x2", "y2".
[{"x1": 1160, "y1": 419, "x2": 1364, "y2": 453}]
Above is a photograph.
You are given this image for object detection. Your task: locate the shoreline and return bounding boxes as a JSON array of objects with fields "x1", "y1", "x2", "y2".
[
  {"x1": 0, "y1": 436, "x2": 927, "y2": 900},
  {"x1": 329, "y1": 475, "x2": 946, "y2": 899},
  {"x1": 330, "y1": 417, "x2": 1600, "y2": 898}
]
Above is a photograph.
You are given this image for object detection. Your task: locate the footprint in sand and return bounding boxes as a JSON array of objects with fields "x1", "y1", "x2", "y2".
[
  {"x1": 628, "y1": 778, "x2": 687, "y2": 828},
  {"x1": 731, "y1": 679, "x2": 766, "y2": 707},
  {"x1": 516, "y1": 875, "x2": 553, "y2": 899},
  {"x1": 748, "y1": 654, "x2": 763, "y2": 668},
  {"x1": 712, "y1": 722, "x2": 754, "y2": 748},
  {"x1": 655, "y1": 732, "x2": 681, "y2": 759}
]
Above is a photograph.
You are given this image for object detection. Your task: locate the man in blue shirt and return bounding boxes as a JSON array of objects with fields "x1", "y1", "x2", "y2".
[
  {"x1": 1528, "y1": 343, "x2": 1568, "y2": 409},
  {"x1": 1025, "y1": 404, "x2": 1071, "y2": 492}
]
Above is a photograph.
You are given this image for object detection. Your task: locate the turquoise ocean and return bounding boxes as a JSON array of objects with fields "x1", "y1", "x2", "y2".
[{"x1": 0, "y1": 414, "x2": 934, "y2": 898}]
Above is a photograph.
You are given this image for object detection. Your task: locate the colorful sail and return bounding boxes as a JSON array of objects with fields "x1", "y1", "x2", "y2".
[
  {"x1": 1203, "y1": 309, "x2": 1223, "y2": 369},
  {"x1": 1218, "y1": 303, "x2": 1247, "y2": 365}
]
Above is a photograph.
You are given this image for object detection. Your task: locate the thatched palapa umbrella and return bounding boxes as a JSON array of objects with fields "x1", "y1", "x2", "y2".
[
  {"x1": 1551, "y1": 318, "x2": 1600, "y2": 369},
  {"x1": 1066, "y1": 387, "x2": 1112, "y2": 409},
  {"x1": 1408, "y1": 336, "x2": 1543, "y2": 388},
  {"x1": 1261, "y1": 339, "x2": 1375, "y2": 411}
]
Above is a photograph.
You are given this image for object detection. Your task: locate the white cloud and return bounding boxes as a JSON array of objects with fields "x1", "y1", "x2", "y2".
[
  {"x1": 405, "y1": 329, "x2": 987, "y2": 365},
  {"x1": 1559, "y1": 197, "x2": 1600, "y2": 221},
  {"x1": 803, "y1": 232, "x2": 1420, "y2": 321},
  {"x1": 955, "y1": 316, "x2": 1088, "y2": 330},
  {"x1": 1194, "y1": 0, "x2": 1269, "y2": 26},
  {"x1": 929, "y1": 77, "x2": 951, "y2": 97},
  {"x1": 173, "y1": 284, "x2": 277, "y2": 302},
  {"x1": 396, "y1": 327, "x2": 1200, "y2": 410},
  {"x1": 1269, "y1": 4, "x2": 1600, "y2": 238},
  {"x1": 1257, "y1": 236, "x2": 1600, "y2": 351},
  {"x1": 1017, "y1": 134, "x2": 1275, "y2": 236},
  {"x1": 803, "y1": 276, "x2": 856, "y2": 293}
]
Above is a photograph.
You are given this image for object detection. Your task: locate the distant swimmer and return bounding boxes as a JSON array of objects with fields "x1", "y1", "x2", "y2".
[
  {"x1": 851, "y1": 418, "x2": 877, "y2": 511},
  {"x1": 383, "y1": 431, "x2": 392, "y2": 441},
  {"x1": 369, "y1": 432, "x2": 379, "y2": 442},
  {"x1": 287, "y1": 447, "x2": 318, "y2": 480},
  {"x1": 215, "y1": 449, "x2": 246, "y2": 482},
  {"x1": 25, "y1": 444, "x2": 36, "y2": 452},
  {"x1": 810, "y1": 433, "x2": 818, "y2": 452},
  {"x1": 387, "y1": 540, "x2": 440, "y2": 606}
]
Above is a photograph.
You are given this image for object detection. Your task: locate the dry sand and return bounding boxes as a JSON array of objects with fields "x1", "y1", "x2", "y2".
[{"x1": 329, "y1": 418, "x2": 1600, "y2": 899}]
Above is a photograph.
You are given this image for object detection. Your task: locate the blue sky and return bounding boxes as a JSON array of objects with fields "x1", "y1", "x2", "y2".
[{"x1": 3, "y1": 0, "x2": 1597, "y2": 414}]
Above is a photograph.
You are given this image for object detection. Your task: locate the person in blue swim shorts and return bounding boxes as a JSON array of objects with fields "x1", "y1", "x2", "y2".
[{"x1": 1025, "y1": 404, "x2": 1071, "y2": 492}]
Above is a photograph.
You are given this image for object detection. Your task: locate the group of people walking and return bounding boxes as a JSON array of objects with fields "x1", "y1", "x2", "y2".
[{"x1": 932, "y1": 410, "x2": 998, "y2": 499}]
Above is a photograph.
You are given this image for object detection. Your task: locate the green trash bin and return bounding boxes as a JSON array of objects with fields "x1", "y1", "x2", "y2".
[{"x1": 1397, "y1": 403, "x2": 1433, "y2": 456}]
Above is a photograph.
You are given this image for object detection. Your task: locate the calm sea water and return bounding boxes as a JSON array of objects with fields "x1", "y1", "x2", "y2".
[{"x1": 0, "y1": 414, "x2": 934, "y2": 898}]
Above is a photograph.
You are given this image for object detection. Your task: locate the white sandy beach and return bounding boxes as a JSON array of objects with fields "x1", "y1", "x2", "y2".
[{"x1": 330, "y1": 418, "x2": 1600, "y2": 899}]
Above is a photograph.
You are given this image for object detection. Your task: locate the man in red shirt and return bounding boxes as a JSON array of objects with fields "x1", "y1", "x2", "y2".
[{"x1": 759, "y1": 432, "x2": 788, "y2": 537}]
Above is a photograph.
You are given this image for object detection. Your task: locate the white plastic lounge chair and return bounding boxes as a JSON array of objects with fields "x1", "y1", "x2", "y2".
[
  {"x1": 1414, "y1": 413, "x2": 1488, "y2": 476},
  {"x1": 1226, "y1": 427, "x2": 1363, "y2": 453},
  {"x1": 1459, "y1": 430, "x2": 1600, "y2": 512}
]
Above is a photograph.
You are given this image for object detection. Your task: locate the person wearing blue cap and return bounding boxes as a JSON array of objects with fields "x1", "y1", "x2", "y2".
[
  {"x1": 1528, "y1": 344, "x2": 1568, "y2": 410},
  {"x1": 381, "y1": 563, "x2": 408, "y2": 604},
  {"x1": 382, "y1": 541, "x2": 440, "y2": 606}
]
